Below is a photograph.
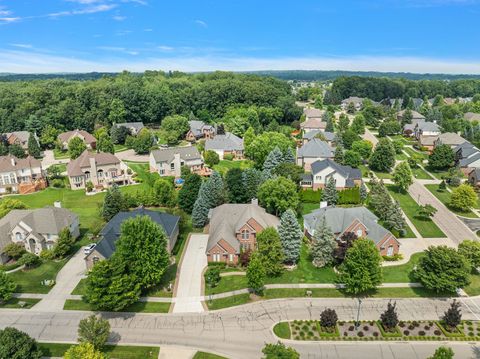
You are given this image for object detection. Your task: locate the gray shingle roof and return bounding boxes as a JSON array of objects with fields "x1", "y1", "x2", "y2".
[
  {"x1": 297, "y1": 138, "x2": 334, "y2": 158},
  {"x1": 464, "y1": 112, "x2": 480, "y2": 122},
  {"x1": 207, "y1": 203, "x2": 279, "y2": 252},
  {"x1": 311, "y1": 159, "x2": 361, "y2": 187},
  {"x1": 435, "y1": 132, "x2": 466, "y2": 146},
  {"x1": 205, "y1": 132, "x2": 243, "y2": 151},
  {"x1": 58, "y1": 129, "x2": 96, "y2": 145},
  {"x1": 188, "y1": 120, "x2": 215, "y2": 137},
  {"x1": 300, "y1": 119, "x2": 326, "y2": 130},
  {"x1": 113, "y1": 122, "x2": 145, "y2": 131},
  {"x1": 303, "y1": 206, "x2": 393, "y2": 245},
  {"x1": 94, "y1": 208, "x2": 180, "y2": 259},
  {"x1": 6, "y1": 131, "x2": 31, "y2": 144},
  {"x1": 416, "y1": 122, "x2": 440, "y2": 132},
  {"x1": 303, "y1": 130, "x2": 335, "y2": 142},
  {"x1": 150, "y1": 146, "x2": 201, "y2": 163},
  {"x1": 303, "y1": 108, "x2": 324, "y2": 119}
]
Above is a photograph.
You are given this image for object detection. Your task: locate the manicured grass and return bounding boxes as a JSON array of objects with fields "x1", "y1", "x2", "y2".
[
  {"x1": 411, "y1": 166, "x2": 433, "y2": 180},
  {"x1": 425, "y1": 184, "x2": 478, "y2": 218},
  {"x1": 63, "y1": 299, "x2": 171, "y2": 313},
  {"x1": 71, "y1": 278, "x2": 87, "y2": 295},
  {"x1": 206, "y1": 293, "x2": 251, "y2": 310},
  {"x1": 53, "y1": 149, "x2": 70, "y2": 159},
  {"x1": 301, "y1": 202, "x2": 319, "y2": 215},
  {"x1": 387, "y1": 185, "x2": 446, "y2": 238},
  {"x1": 206, "y1": 275, "x2": 248, "y2": 295},
  {"x1": 403, "y1": 147, "x2": 429, "y2": 160},
  {"x1": 273, "y1": 322, "x2": 291, "y2": 339},
  {"x1": 39, "y1": 343, "x2": 159, "y2": 358},
  {"x1": 0, "y1": 298, "x2": 40, "y2": 309},
  {"x1": 382, "y1": 252, "x2": 424, "y2": 282},
  {"x1": 8, "y1": 260, "x2": 68, "y2": 293},
  {"x1": 371, "y1": 170, "x2": 393, "y2": 179},
  {"x1": 212, "y1": 159, "x2": 254, "y2": 175},
  {"x1": 114, "y1": 144, "x2": 129, "y2": 152},
  {"x1": 464, "y1": 274, "x2": 480, "y2": 296},
  {"x1": 193, "y1": 352, "x2": 228, "y2": 359},
  {"x1": 395, "y1": 153, "x2": 408, "y2": 161}
]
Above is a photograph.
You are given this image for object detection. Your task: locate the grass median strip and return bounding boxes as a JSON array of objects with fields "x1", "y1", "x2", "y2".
[
  {"x1": 38, "y1": 343, "x2": 160, "y2": 358},
  {"x1": 425, "y1": 184, "x2": 478, "y2": 218},
  {"x1": 386, "y1": 184, "x2": 446, "y2": 238},
  {"x1": 0, "y1": 298, "x2": 40, "y2": 309},
  {"x1": 193, "y1": 352, "x2": 228, "y2": 359},
  {"x1": 63, "y1": 299, "x2": 170, "y2": 313}
]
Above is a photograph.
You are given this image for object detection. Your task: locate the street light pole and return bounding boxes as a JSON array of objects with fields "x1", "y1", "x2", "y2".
[{"x1": 355, "y1": 298, "x2": 362, "y2": 329}]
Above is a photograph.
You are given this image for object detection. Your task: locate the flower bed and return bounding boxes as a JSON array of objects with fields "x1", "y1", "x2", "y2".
[{"x1": 276, "y1": 320, "x2": 480, "y2": 341}]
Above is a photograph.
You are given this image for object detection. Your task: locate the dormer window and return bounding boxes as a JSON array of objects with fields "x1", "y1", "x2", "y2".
[
  {"x1": 356, "y1": 229, "x2": 363, "y2": 237},
  {"x1": 241, "y1": 229, "x2": 249, "y2": 240}
]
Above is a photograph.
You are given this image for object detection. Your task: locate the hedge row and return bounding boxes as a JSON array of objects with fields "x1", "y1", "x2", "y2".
[{"x1": 301, "y1": 187, "x2": 361, "y2": 205}]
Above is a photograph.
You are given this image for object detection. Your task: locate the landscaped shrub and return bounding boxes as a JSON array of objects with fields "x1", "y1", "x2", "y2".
[
  {"x1": 348, "y1": 326, "x2": 354, "y2": 331},
  {"x1": 343, "y1": 331, "x2": 347, "y2": 336},
  {"x1": 403, "y1": 330, "x2": 410, "y2": 336},
  {"x1": 399, "y1": 322, "x2": 405, "y2": 328},
  {"x1": 424, "y1": 325, "x2": 430, "y2": 330},
  {"x1": 434, "y1": 330, "x2": 441, "y2": 335},
  {"x1": 320, "y1": 308, "x2": 338, "y2": 330},
  {"x1": 469, "y1": 331, "x2": 474, "y2": 336},
  {"x1": 408, "y1": 324, "x2": 415, "y2": 330},
  {"x1": 373, "y1": 332, "x2": 379, "y2": 337},
  {"x1": 363, "y1": 325, "x2": 369, "y2": 331},
  {"x1": 357, "y1": 331, "x2": 364, "y2": 337},
  {"x1": 223, "y1": 153, "x2": 234, "y2": 161},
  {"x1": 419, "y1": 330, "x2": 426, "y2": 336},
  {"x1": 301, "y1": 189, "x2": 322, "y2": 203}
]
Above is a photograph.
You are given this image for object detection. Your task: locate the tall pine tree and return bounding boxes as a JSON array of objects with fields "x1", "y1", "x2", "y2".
[
  {"x1": 263, "y1": 146, "x2": 284, "y2": 179},
  {"x1": 278, "y1": 209, "x2": 303, "y2": 264},
  {"x1": 242, "y1": 168, "x2": 263, "y2": 201},
  {"x1": 323, "y1": 177, "x2": 338, "y2": 205},
  {"x1": 191, "y1": 171, "x2": 224, "y2": 227},
  {"x1": 311, "y1": 218, "x2": 337, "y2": 267},
  {"x1": 283, "y1": 147, "x2": 295, "y2": 164},
  {"x1": 27, "y1": 132, "x2": 41, "y2": 158},
  {"x1": 102, "y1": 185, "x2": 125, "y2": 221}
]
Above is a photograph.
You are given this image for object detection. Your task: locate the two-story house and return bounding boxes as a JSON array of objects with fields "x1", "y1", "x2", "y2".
[
  {"x1": 0, "y1": 205, "x2": 80, "y2": 263},
  {"x1": 149, "y1": 146, "x2": 204, "y2": 177},
  {"x1": 5, "y1": 131, "x2": 35, "y2": 150},
  {"x1": 0, "y1": 155, "x2": 46, "y2": 194},
  {"x1": 186, "y1": 120, "x2": 216, "y2": 141},
  {"x1": 57, "y1": 129, "x2": 97, "y2": 150},
  {"x1": 206, "y1": 199, "x2": 280, "y2": 264},
  {"x1": 341, "y1": 97, "x2": 364, "y2": 111},
  {"x1": 67, "y1": 150, "x2": 130, "y2": 190},
  {"x1": 455, "y1": 142, "x2": 480, "y2": 175},
  {"x1": 112, "y1": 122, "x2": 145, "y2": 136},
  {"x1": 303, "y1": 206, "x2": 400, "y2": 257},
  {"x1": 84, "y1": 207, "x2": 180, "y2": 269},
  {"x1": 296, "y1": 138, "x2": 334, "y2": 171},
  {"x1": 300, "y1": 159, "x2": 362, "y2": 191}
]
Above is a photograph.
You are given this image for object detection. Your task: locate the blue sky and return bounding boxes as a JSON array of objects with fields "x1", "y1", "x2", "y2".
[{"x1": 0, "y1": 0, "x2": 479, "y2": 73}]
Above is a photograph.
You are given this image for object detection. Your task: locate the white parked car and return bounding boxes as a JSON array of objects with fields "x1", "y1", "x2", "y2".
[{"x1": 83, "y1": 243, "x2": 96, "y2": 255}]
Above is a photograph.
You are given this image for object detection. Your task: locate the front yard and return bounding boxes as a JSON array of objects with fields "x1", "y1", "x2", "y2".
[
  {"x1": 63, "y1": 299, "x2": 171, "y2": 313},
  {"x1": 425, "y1": 184, "x2": 478, "y2": 218},
  {"x1": 212, "y1": 159, "x2": 254, "y2": 175},
  {"x1": 8, "y1": 259, "x2": 68, "y2": 293},
  {"x1": 39, "y1": 343, "x2": 160, "y2": 359},
  {"x1": 386, "y1": 185, "x2": 446, "y2": 238}
]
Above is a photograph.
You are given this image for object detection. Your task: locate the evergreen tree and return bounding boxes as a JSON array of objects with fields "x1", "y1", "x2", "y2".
[
  {"x1": 278, "y1": 209, "x2": 303, "y2": 264},
  {"x1": 380, "y1": 301, "x2": 399, "y2": 331},
  {"x1": 325, "y1": 115, "x2": 334, "y2": 133},
  {"x1": 384, "y1": 200, "x2": 406, "y2": 233},
  {"x1": 263, "y1": 146, "x2": 284, "y2": 177},
  {"x1": 257, "y1": 227, "x2": 284, "y2": 277},
  {"x1": 0, "y1": 327, "x2": 42, "y2": 359},
  {"x1": 246, "y1": 252, "x2": 265, "y2": 295},
  {"x1": 443, "y1": 300, "x2": 462, "y2": 330},
  {"x1": 78, "y1": 315, "x2": 110, "y2": 350},
  {"x1": 360, "y1": 183, "x2": 368, "y2": 203},
  {"x1": 225, "y1": 168, "x2": 246, "y2": 203},
  {"x1": 334, "y1": 144, "x2": 344, "y2": 164},
  {"x1": 27, "y1": 132, "x2": 41, "y2": 158},
  {"x1": 52, "y1": 228, "x2": 74, "y2": 259},
  {"x1": 284, "y1": 147, "x2": 295, "y2": 163},
  {"x1": 101, "y1": 184, "x2": 125, "y2": 221},
  {"x1": 191, "y1": 172, "x2": 225, "y2": 227},
  {"x1": 191, "y1": 193, "x2": 210, "y2": 228},
  {"x1": 323, "y1": 177, "x2": 338, "y2": 205},
  {"x1": 311, "y1": 218, "x2": 337, "y2": 268},
  {"x1": 178, "y1": 173, "x2": 202, "y2": 213},
  {"x1": 243, "y1": 168, "x2": 263, "y2": 201}
]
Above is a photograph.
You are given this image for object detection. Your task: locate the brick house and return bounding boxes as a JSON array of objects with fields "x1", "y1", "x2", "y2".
[
  {"x1": 57, "y1": 129, "x2": 96, "y2": 150},
  {"x1": 185, "y1": 120, "x2": 216, "y2": 141},
  {"x1": 303, "y1": 206, "x2": 400, "y2": 257},
  {"x1": 206, "y1": 200, "x2": 280, "y2": 264}
]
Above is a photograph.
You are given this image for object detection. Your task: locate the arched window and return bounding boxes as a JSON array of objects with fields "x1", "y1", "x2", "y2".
[
  {"x1": 241, "y1": 229, "x2": 249, "y2": 240},
  {"x1": 15, "y1": 232, "x2": 22, "y2": 240}
]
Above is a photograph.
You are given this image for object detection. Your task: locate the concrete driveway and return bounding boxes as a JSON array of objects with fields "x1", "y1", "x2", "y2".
[
  {"x1": 172, "y1": 234, "x2": 209, "y2": 313},
  {"x1": 41, "y1": 150, "x2": 70, "y2": 170},
  {"x1": 33, "y1": 248, "x2": 87, "y2": 311},
  {"x1": 115, "y1": 149, "x2": 149, "y2": 163}
]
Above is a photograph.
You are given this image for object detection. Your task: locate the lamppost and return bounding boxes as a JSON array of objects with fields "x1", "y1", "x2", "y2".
[{"x1": 355, "y1": 298, "x2": 362, "y2": 329}]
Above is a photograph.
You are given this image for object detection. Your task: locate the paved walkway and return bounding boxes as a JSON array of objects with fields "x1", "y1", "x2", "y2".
[
  {"x1": 41, "y1": 150, "x2": 69, "y2": 169},
  {"x1": 32, "y1": 249, "x2": 86, "y2": 311},
  {"x1": 158, "y1": 346, "x2": 196, "y2": 359},
  {"x1": 362, "y1": 127, "x2": 379, "y2": 145},
  {"x1": 115, "y1": 149, "x2": 150, "y2": 163},
  {"x1": 172, "y1": 234, "x2": 209, "y2": 313},
  {"x1": 409, "y1": 180, "x2": 477, "y2": 244}
]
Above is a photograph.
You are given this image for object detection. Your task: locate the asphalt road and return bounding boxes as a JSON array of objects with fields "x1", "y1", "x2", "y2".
[{"x1": 3, "y1": 297, "x2": 480, "y2": 358}]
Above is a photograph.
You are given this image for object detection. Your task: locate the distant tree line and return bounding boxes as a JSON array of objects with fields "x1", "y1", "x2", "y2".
[
  {"x1": 325, "y1": 76, "x2": 480, "y2": 103},
  {"x1": 0, "y1": 71, "x2": 298, "y2": 134}
]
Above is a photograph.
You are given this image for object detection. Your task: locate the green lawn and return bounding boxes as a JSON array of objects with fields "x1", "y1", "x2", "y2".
[
  {"x1": 53, "y1": 149, "x2": 70, "y2": 159},
  {"x1": 301, "y1": 202, "x2": 319, "y2": 215},
  {"x1": 411, "y1": 166, "x2": 433, "y2": 180},
  {"x1": 395, "y1": 153, "x2": 408, "y2": 161},
  {"x1": 71, "y1": 278, "x2": 87, "y2": 295},
  {"x1": 38, "y1": 343, "x2": 159, "y2": 358},
  {"x1": 387, "y1": 185, "x2": 446, "y2": 238},
  {"x1": 63, "y1": 299, "x2": 171, "y2": 313},
  {"x1": 273, "y1": 322, "x2": 291, "y2": 339},
  {"x1": 0, "y1": 298, "x2": 40, "y2": 309},
  {"x1": 193, "y1": 352, "x2": 228, "y2": 359},
  {"x1": 206, "y1": 293, "x2": 251, "y2": 310},
  {"x1": 371, "y1": 170, "x2": 393, "y2": 179},
  {"x1": 425, "y1": 184, "x2": 478, "y2": 218},
  {"x1": 8, "y1": 259, "x2": 68, "y2": 293},
  {"x1": 382, "y1": 252, "x2": 424, "y2": 282},
  {"x1": 465, "y1": 274, "x2": 480, "y2": 296},
  {"x1": 114, "y1": 144, "x2": 129, "y2": 152},
  {"x1": 212, "y1": 160, "x2": 254, "y2": 175},
  {"x1": 403, "y1": 147, "x2": 429, "y2": 160},
  {"x1": 205, "y1": 275, "x2": 248, "y2": 296}
]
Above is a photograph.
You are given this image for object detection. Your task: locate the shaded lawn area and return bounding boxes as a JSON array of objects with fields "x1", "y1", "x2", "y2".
[
  {"x1": 395, "y1": 153, "x2": 408, "y2": 161},
  {"x1": 193, "y1": 352, "x2": 228, "y2": 359},
  {"x1": 411, "y1": 166, "x2": 433, "y2": 180},
  {"x1": 53, "y1": 149, "x2": 70, "y2": 159},
  {"x1": 0, "y1": 298, "x2": 40, "y2": 309},
  {"x1": 114, "y1": 144, "x2": 129, "y2": 152},
  {"x1": 371, "y1": 169, "x2": 393, "y2": 180},
  {"x1": 425, "y1": 184, "x2": 478, "y2": 218},
  {"x1": 8, "y1": 259, "x2": 68, "y2": 293},
  {"x1": 424, "y1": 165, "x2": 465, "y2": 181},
  {"x1": 403, "y1": 147, "x2": 429, "y2": 160},
  {"x1": 386, "y1": 185, "x2": 446, "y2": 238},
  {"x1": 212, "y1": 159, "x2": 254, "y2": 175},
  {"x1": 63, "y1": 299, "x2": 170, "y2": 313},
  {"x1": 358, "y1": 164, "x2": 371, "y2": 178},
  {"x1": 382, "y1": 252, "x2": 424, "y2": 282},
  {"x1": 39, "y1": 343, "x2": 159, "y2": 358},
  {"x1": 465, "y1": 274, "x2": 480, "y2": 296},
  {"x1": 301, "y1": 202, "x2": 319, "y2": 215}
]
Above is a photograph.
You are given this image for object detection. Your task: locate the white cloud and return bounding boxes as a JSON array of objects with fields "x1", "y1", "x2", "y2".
[
  {"x1": 144, "y1": 28, "x2": 153, "y2": 32},
  {"x1": 112, "y1": 15, "x2": 126, "y2": 21},
  {"x1": 0, "y1": 50, "x2": 479, "y2": 74},
  {"x1": 48, "y1": 4, "x2": 117, "y2": 17},
  {"x1": 195, "y1": 19, "x2": 207, "y2": 28},
  {"x1": 0, "y1": 17, "x2": 21, "y2": 23},
  {"x1": 10, "y1": 43, "x2": 33, "y2": 49},
  {"x1": 158, "y1": 45, "x2": 174, "y2": 51},
  {"x1": 0, "y1": 10, "x2": 12, "y2": 16}
]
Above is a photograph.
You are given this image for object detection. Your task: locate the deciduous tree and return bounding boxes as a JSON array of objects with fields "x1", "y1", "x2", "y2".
[
  {"x1": 0, "y1": 271, "x2": 16, "y2": 302},
  {"x1": 257, "y1": 227, "x2": 284, "y2": 276},
  {"x1": 393, "y1": 162, "x2": 413, "y2": 192},
  {"x1": 0, "y1": 327, "x2": 42, "y2": 359},
  {"x1": 178, "y1": 173, "x2": 202, "y2": 213},
  {"x1": 68, "y1": 137, "x2": 87, "y2": 159},
  {"x1": 258, "y1": 177, "x2": 299, "y2": 216},
  {"x1": 428, "y1": 144, "x2": 454, "y2": 170},
  {"x1": 370, "y1": 138, "x2": 396, "y2": 172},
  {"x1": 449, "y1": 184, "x2": 477, "y2": 212},
  {"x1": 78, "y1": 315, "x2": 111, "y2": 350},
  {"x1": 246, "y1": 252, "x2": 265, "y2": 295}
]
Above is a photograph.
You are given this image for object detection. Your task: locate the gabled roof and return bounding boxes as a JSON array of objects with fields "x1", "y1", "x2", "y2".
[
  {"x1": 300, "y1": 118, "x2": 326, "y2": 130},
  {"x1": 188, "y1": 120, "x2": 215, "y2": 137},
  {"x1": 58, "y1": 129, "x2": 96, "y2": 145},
  {"x1": 435, "y1": 132, "x2": 466, "y2": 146},
  {"x1": 303, "y1": 108, "x2": 325, "y2": 119},
  {"x1": 397, "y1": 109, "x2": 425, "y2": 120},
  {"x1": 0, "y1": 207, "x2": 78, "y2": 237},
  {"x1": 151, "y1": 146, "x2": 202, "y2": 163},
  {"x1": 311, "y1": 159, "x2": 361, "y2": 187},
  {"x1": 419, "y1": 135, "x2": 438, "y2": 146},
  {"x1": 465, "y1": 112, "x2": 480, "y2": 122},
  {"x1": 297, "y1": 138, "x2": 334, "y2": 158},
  {"x1": 94, "y1": 208, "x2": 180, "y2": 259},
  {"x1": 205, "y1": 132, "x2": 243, "y2": 151},
  {"x1": 67, "y1": 150, "x2": 121, "y2": 177},
  {"x1": 460, "y1": 152, "x2": 480, "y2": 167},
  {"x1": 113, "y1": 122, "x2": 144, "y2": 131},
  {"x1": 416, "y1": 121, "x2": 440, "y2": 132},
  {"x1": 0, "y1": 155, "x2": 41, "y2": 173},
  {"x1": 6, "y1": 131, "x2": 30, "y2": 143},
  {"x1": 207, "y1": 203, "x2": 279, "y2": 252},
  {"x1": 341, "y1": 96, "x2": 363, "y2": 105},
  {"x1": 303, "y1": 130, "x2": 335, "y2": 142},
  {"x1": 303, "y1": 206, "x2": 394, "y2": 245}
]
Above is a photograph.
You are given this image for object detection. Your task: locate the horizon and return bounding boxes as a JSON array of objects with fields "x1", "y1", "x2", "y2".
[{"x1": 1, "y1": 0, "x2": 480, "y2": 74}]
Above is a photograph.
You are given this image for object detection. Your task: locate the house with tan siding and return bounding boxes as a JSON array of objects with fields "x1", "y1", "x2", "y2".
[
  {"x1": 149, "y1": 146, "x2": 204, "y2": 177},
  {"x1": 206, "y1": 200, "x2": 279, "y2": 264},
  {"x1": 296, "y1": 138, "x2": 334, "y2": 171},
  {"x1": 303, "y1": 206, "x2": 400, "y2": 257},
  {"x1": 0, "y1": 155, "x2": 46, "y2": 194},
  {"x1": 58, "y1": 129, "x2": 96, "y2": 150}
]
